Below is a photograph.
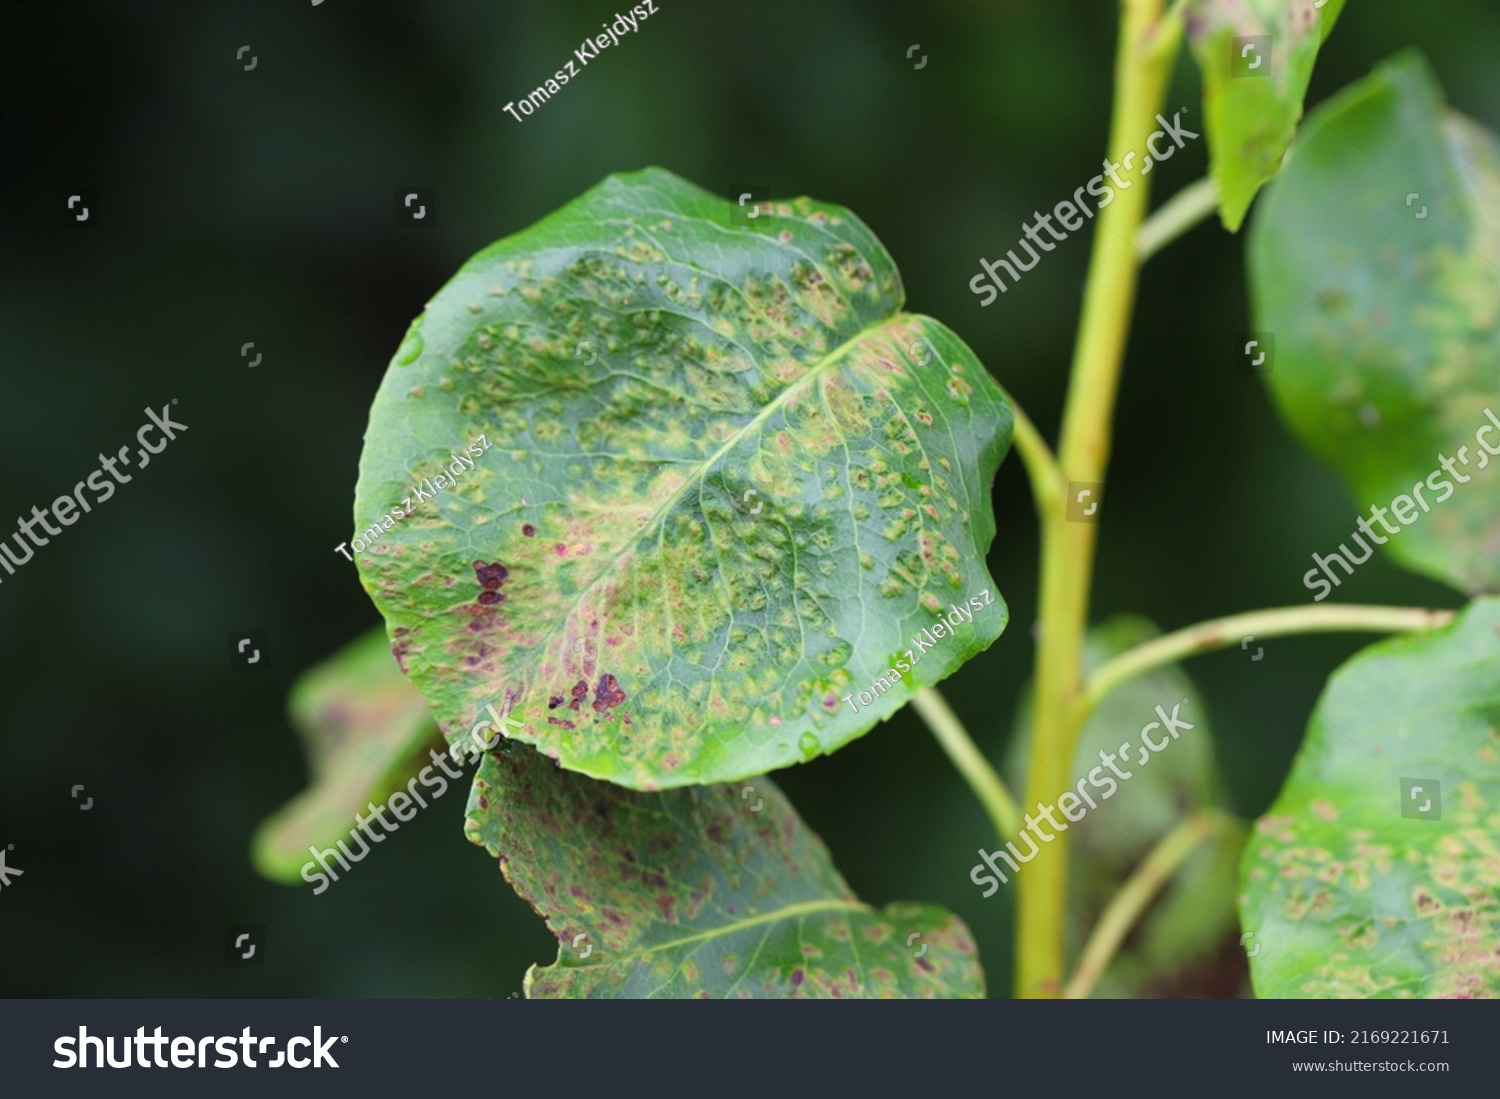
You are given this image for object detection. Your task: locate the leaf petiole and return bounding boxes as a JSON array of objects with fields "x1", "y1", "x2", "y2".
[
  {"x1": 1078, "y1": 603, "x2": 1456, "y2": 722},
  {"x1": 912, "y1": 687, "x2": 1021, "y2": 841}
]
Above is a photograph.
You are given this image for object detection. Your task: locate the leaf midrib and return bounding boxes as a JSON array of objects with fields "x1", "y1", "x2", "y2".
[
  {"x1": 545, "y1": 314, "x2": 916, "y2": 674},
  {"x1": 575, "y1": 897, "x2": 872, "y2": 961}
]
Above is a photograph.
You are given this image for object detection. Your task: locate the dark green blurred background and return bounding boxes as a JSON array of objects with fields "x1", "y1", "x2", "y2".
[{"x1": 1, "y1": 0, "x2": 1494, "y2": 998}]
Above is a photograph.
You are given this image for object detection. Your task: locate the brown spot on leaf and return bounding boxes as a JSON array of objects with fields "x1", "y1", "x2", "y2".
[
  {"x1": 473, "y1": 560, "x2": 509, "y2": 589},
  {"x1": 522, "y1": 523, "x2": 536, "y2": 536},
  {"x1": 593, "y1": 673, "x2": 628, "y2": 712}
]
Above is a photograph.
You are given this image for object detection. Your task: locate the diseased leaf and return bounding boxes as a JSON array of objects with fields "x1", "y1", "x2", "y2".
[
  {"x1": 252, "y1": 627, "x2": 437, "y2": 883},
  {"x1": 1239, "y1": 597, "x2": 1500, "y2": 998},
  {"x1": 1250, "y1": 52, "x2": 1500, "y2": 594},
  {"x1": 1186, "y1": 0, "x2": 1345, "y2": 230},
  {"x1": 1006, "y1": 616, "x2": 1246, "y2": 996},
  {"x1": 465, "y1": 745, "x2": 983, "y2": 998},
  {"x1": 354, "y1": 167, "x2": 1014, "y2": 790}
]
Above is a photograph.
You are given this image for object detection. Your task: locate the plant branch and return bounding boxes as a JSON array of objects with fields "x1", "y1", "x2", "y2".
[
  {"x1": 1063, "y1": 809, "x2": 1225, "y2": 1000},
  {"x1": 1080, "y1": 604, "x2": 1455, "y2": 719},
  {"x1": 1016, "y1": 0, "x2": 1181, "y2": 1000},
  {"x1": 1009, "y1": 402, "x2": 1065, "y2": 518},
  {"x1": 913, "y1": 687, "x2": 1021, "y2": 840},
  {"x1": 1136, "y1": 177, "x2": 1219, "y2": 261}
]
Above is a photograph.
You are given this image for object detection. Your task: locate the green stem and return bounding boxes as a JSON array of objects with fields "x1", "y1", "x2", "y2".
[
  {"x1": 1136, "y1": 176, "x2": 1219, "y2": 261},
  {"x1": 913, "y1": 687, "x2": 1021, "y2": 840},
  {"x1": 1063, "y1": 809, "x2": 1226, "y2": 999},
  {"x1": 1079, "y1": 604, "x2": 1455, "y2": 721},
  {"x1": 1017, "y1": 0, "x2": 1182, "y2": 1000}
]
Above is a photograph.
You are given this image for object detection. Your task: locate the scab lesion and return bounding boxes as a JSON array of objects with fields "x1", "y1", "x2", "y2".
[
  {"x1": 593, "y1": 673, "x2": 628, "y2": 713},
  {"x1": 474, "y1": 560, "x2": 510, "y2": 604}
]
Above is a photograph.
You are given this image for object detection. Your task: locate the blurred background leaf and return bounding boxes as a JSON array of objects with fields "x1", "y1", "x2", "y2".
[
  {"x1": 1251, "y1": 51, "x2": 1500, "y2": 595},
  {"x1": 251, "y1": 626, "x2": 436, "y2": 884}
]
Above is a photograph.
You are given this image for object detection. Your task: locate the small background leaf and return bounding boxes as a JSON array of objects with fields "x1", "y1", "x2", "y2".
[
  {"x1": 1007, "y1": 616, "x2": 1247, "y2": 996},
  {"x1": 1239, "y1": 597, "x2": 1500, "y2": 998},
  {"x1": 465, "y1": 745, "x2": 983, "y2": 998},
  {"x1": 1186, "y1": 0, "x2": 1345, "y2": 230},
  {"x1": 354, "y1": 167, "x2": 1014, "y2": 790},
  {"x1": 1250, "y1": 51, "x2": 1500, "y2": 594},
  {"x1": 252, "y1": 627, "x2": 437, "y2": 883}
]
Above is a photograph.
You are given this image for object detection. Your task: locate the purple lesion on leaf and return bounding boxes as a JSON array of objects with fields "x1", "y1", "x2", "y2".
[
  {"x1": 593, "y1": 673, "x2": 627, "y2": 712},
  {"x1": 548, "y1": 695, "x2": 564, "y2": 709},
  {"x1": 474, "y1": 560, "x2": 509, "y2": 588},
  {"x1": 655, "y1": 894, "x2": 677, "y2": 921},
  {"x1": 548, "y1": 716, "x2": 577, "y2": 729},
  {"x1": 473, "y1": 560, "x2": 512, "y2": 606},
  {"x1": 567, "y1": 679, "x2": 590, "y2": 711}
]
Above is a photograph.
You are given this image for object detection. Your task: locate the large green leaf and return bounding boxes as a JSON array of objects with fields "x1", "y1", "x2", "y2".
[
  {"x1": 1240, "y1": 597, "x2": 1500, "y2": 998},
  {"x1": 1006, "y1": 616, "x2": 1246, "y2": 996},
  {"x1": 252, "y1": 627, "x2": 437, "y2": 883},
  {"x1": 1250, "y1": 52, "x2": 1500, "y2": 595},
  {"x1": 1186, "y1": 0, "x2": 1345, "y2": 230},
  {"x1": 465, "y1": 745, "x2": 983, "y2": 998},
  {"x1": 354, "y1": 167, "x2": 1014, "y2": 790}
]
